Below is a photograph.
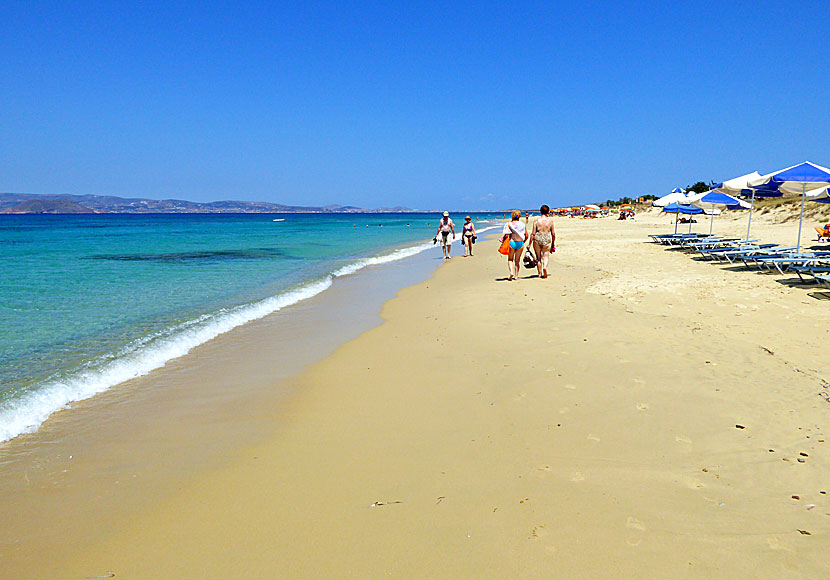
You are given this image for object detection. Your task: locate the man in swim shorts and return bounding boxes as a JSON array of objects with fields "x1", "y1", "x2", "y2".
[{"x1": 436, "y1": 211, "x2": 455, "y2": 260}]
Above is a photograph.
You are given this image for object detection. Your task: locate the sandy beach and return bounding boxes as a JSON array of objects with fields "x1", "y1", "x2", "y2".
[{"x1": 3, "y1": 211, "x2": 829, "y2": 579}]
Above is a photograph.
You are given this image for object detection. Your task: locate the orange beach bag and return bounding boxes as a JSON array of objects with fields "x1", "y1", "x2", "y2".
[{"x1": 498, "y1": 237, "x2": 511, "y2": 255}]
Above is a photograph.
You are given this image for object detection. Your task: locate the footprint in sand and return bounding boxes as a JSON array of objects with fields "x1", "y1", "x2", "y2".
[
  {"x1": 767, "y1": 537, "x2": 794, "y2": 552},
  {"x1": 571, "y1": 471, "x2": 585, "y2": 482},
  {"x1": 587, "y1": 434, "x2": 601, "y2": 442},
  {"x1": 626, "y1": 517, "x2": 646, "y2": 531},
  {"x1": 636, "y1": 403, "x2": 649, "y2": 411},
  {"x1": 563, "y1": 383, "x2": 577, "y2": 390},
  {"x1": 535, "y1": 465, "x2": 552, "y2": 478},
  {"x1": 675, "y1": 435, "x2": 692, "y2": 445},
  {"x1": 529, "y1": 525, "x2": 548, "y2": 541},
  {"x1": 683, "y1": 477, "x2": 705, "y2": 489},
  {"x1": 559, "y1": 406, "x2": 570, "y2": 414}
]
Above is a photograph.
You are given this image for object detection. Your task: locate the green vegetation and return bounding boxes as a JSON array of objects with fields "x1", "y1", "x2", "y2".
[{"x1": 685, "y1": 181, "x2": 715, "y2": 194}]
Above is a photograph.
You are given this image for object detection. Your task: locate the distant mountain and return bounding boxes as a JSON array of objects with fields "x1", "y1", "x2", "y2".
[
  {"x1": 0, "y1": 193, "x2": 419, "y2": 214},
  {"x1": 0, "y1": 198, "x2": 98, "y2": 214}
]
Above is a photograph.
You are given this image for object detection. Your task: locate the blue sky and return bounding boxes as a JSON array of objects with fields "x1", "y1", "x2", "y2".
[{"x1": 2, "y1": 1, "x2": 829, "y2": 210}]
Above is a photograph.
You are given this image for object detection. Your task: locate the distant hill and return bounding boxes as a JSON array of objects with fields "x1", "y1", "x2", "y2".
[
  {"x1": 0, "y1": 193, "x2": 418, "y2": 214},
  {"x1": 0, "y1": 198, "x2": 97, "y2": 214}
]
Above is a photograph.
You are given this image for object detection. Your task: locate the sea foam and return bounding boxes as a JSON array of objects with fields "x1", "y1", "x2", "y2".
[{"x1": 0, "y1": 236, "x2": 456, "y2": 443}]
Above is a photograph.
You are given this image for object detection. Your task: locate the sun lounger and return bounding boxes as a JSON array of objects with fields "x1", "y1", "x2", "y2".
[
  {"x1": 761, "y1": 252, "x2": 830, "y2": 275},
  {"x1": 700, "y1": 243, "x2": 776, "y2": 262},
  {"x1": 684, "y1": 237, "x2": 741, "y2": 251},
  {"x1": 815, "y1": 273, "x2": 830, "y2": 287},
  {"x1": 663, "y1": 234, "x2": 714, "y2": 246},
  {"x1": 789, "y1": 264, "x2": 830, "y2": 283},
  {"x1": 737, "y1": 247, "x2": 799, "y2": 270},
  {"x1": 649, "y1": 233, "x2": 709, "y2": 244},
  {"x1": 713, "y1": 244, "x2": 780, "y2": 263}
]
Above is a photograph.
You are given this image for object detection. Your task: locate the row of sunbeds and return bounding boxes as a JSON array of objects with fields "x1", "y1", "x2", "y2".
[{"x1": 648, "y1": 233, "x2": 830, "y2": 287}]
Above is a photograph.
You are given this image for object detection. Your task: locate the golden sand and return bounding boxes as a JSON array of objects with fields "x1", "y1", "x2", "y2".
[{"x1": 4, "y1": 211, "x2": 829, "y2": 578}]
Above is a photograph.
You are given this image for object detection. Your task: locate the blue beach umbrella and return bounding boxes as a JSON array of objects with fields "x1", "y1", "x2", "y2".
[
  {"x1": 662, "y1": 202, "x2": 704, "y2": 234},
  {"x1": 749, "y1": 161, "x2": 830, "y2": 252},
  {"x1": 687, "y1": 191, "x2": 750, "y2": 234}
]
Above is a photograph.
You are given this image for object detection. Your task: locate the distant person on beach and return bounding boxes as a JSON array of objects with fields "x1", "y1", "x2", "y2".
[
  {"x1": 501, "y1": 210, "x2": 528, "y2": 281},
  {"x1": 462, "y1": 216, "x2": 476, "y2": 257},
  {"x1": 529, "y1": 204, "x2": 555, "y2": 278},
  {"x1": 436, "y1": 211, "x2": 455, "y2": 260}
]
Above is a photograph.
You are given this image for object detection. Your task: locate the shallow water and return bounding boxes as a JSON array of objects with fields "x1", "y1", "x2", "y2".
[{"x1": 0, "y1": 212, "x2": 497, "y2": 442}]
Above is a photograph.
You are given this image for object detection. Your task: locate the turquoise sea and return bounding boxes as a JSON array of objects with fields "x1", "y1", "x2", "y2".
[{"x1": 0, "y1": 212, "x2": 497, "y2": 443}]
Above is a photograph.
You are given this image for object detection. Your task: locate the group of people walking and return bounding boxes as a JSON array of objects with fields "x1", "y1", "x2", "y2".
[
  {"x1": 435, "y1": 211, "x2": 476, "y2": 260},
  {"x1": 501, "y1": 206, "x2": 555, "y2": 281},
  {"x1": 436, "y1": 206, "x2": 556, "y2": 280}
]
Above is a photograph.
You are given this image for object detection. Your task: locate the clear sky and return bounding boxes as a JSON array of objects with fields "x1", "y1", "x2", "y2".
[{"x1": 2, "y1": 1, "x2": 829, "y2": 210}]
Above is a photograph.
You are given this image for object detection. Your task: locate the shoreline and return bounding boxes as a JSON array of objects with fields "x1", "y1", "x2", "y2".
[
  {"x1": 4, "y1": 214, "x2": 829, "y2": 578},
  {"x1": 0, "y1": 225, "x2": 467, "y2": 445},
  {"x1": 0, "y1": 241, "x2": 450, "y2": 573}
]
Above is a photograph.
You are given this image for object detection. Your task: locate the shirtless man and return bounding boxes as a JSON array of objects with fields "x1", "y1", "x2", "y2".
[{"x1": 529, "y1": 204, "x2": 555, "y2": 278}]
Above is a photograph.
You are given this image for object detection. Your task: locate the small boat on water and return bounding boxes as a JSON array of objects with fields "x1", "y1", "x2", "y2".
[{"x1": 272, "y1": 218, "x2": 286, "y2": 222}]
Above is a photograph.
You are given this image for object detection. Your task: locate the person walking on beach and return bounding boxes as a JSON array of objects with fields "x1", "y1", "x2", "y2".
[
  {"x1": 501, "y1": 210, "x2": 528, "y2": 281},
  {"x1": 529, "y1": 204, "x2": 555, "y2": 278},
  {"x1": 462, "y1": 216, "x2": 476, "y2": 257},
  {"x1": 436, "y1": 211, "x2": 455, "y2": 260}
]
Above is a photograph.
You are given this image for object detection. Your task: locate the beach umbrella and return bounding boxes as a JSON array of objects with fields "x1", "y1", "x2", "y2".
[
  {"x1": 712, "y1": 171, "x2": 762, "y2": 240},
  {"x1": 810, "y1": 186, "x2": 830, "y2": 204},
  {"x1": 652, "y1": 188, "x2": 688, "y2": 207},
  {"x1": 748, "y1": 161, "x2": 830, "y2": 252},
  {"x1": 687, "y1": 191, "x2": 750, "y2": 234},
  {"x1": 662, "y1": 203, "x2": 704, "y2": 234},
  {"x1": 652, "y1": 192, "x2": 686, "y2": 207}
]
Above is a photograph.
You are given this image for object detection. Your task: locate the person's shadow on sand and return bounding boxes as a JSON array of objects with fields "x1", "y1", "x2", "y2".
[{"x1": 495, "y1": 275, "x2": 540, "y2": 281}]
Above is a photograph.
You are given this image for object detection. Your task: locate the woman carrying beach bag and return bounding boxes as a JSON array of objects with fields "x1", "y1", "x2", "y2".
[{"x1": 501, "y1": 210, "x2": 528, "y2": 281}]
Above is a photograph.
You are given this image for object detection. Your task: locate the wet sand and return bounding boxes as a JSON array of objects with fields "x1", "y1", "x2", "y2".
[
  {"x1": 0, "y1": 248, "x2": 442, "y2": 575},
  {"x1": 3, "y1": 213, "x2": 829, "y2": 578}
]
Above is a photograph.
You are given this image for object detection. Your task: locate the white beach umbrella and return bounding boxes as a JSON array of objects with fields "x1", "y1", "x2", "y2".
[
  {"x1": 652, "y1": 189, "x2": 688, "y2": 207},
  {"x1": 712, "y1": 171, "x2": 762, "y2": 240},
  {"x1": 748, "y1": 161, "x2": 830, "y2": 251},
  {"x1": 810, "y1": 186, "x2": 830, "y2": 203}
]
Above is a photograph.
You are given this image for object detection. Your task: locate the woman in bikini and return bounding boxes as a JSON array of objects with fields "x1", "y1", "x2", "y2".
[
  {"x1": 501, "y1": 210, "x2": 528, "y2": 281},
  {"x1": 462, "y1": 216, "x2": 476, "y2": 257},
  {"x1": 529, "y1": 204, "x2": 555, "y2": 278}
]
